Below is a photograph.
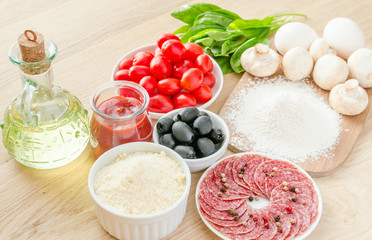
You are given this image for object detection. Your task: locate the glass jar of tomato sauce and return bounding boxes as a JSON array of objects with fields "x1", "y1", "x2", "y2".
[{"x1": 90, "y1": 81, "x2": 153, "y2": 158}]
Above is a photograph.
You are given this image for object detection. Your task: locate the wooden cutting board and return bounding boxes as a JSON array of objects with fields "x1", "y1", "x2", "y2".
[{"x1": 219, "y1": 72, "x2": 372, "y2": 177}]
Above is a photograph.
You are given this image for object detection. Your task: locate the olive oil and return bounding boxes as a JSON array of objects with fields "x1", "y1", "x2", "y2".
[{"x1": 2, "y1": 91, "x2": 90, "y2": 169}]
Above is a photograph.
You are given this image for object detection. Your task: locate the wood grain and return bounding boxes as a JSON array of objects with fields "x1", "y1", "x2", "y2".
[
  {"x1": 220, "y1": 72, "x2": 372, "y2": 176},
  {"x1": 1, "y1": 0, "x2": 372, "y2": 240}
]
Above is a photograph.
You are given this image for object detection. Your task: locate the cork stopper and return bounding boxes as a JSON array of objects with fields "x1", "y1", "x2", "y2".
[{"x1": 18, "y1": 30, "x2": 50, "y2": 74}]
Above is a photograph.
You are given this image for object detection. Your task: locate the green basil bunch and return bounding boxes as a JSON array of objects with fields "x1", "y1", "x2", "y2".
[{"x1": 171, "y1": 3, "x2": 305, "y2": 74}]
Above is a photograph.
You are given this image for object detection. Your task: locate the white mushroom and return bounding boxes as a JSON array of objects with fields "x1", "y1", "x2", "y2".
[
  {"x1": 313, "y1": 54, "x2": 349, "y2": 90},
  {"x1": 329, "y1": 79, "x2": 368, "y2": 115},
  {"x1": 348, "y1": 48, "x2": 372, "y2": 88},
  {"x1": 309, "y1": 38, "x2": 337, "y2": 62},
  {"x1": 282, "y1": 47, "x2": 313, "y2": 82},
  {"x1": 240, "y1": 43, "x2": 280, "y2": 77}
]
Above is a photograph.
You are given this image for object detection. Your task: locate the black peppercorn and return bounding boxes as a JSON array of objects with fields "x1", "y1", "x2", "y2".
[
  {"x1": 274, "y1": 215, "x2": 280, "y2": 222},
  {"x1": 248, "y1": 196, "x2": 254, "y2": 201}
]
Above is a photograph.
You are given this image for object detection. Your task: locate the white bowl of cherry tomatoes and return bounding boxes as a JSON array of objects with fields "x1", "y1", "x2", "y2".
[{"x1": 111, "y1": 33, "x2": 223, "y2": 119}]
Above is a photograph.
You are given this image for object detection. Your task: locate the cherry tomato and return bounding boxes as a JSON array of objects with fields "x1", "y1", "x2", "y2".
[
  {"x1": 149, "y1": 93, "x2": 174, "y2": 113},
  {"x1": 157, "y1": 33, "x2": 181, "y2": 48},
  {"x1": 157, "y1": 78, "x2": 182, "y2": 95},
  {"x1": 191, "y1": 84, "x2": 213, "y2": 103},
  {"x1": 172, "y1": 59, "x2": 195, "y2": 79},
  {"x1": 114, "y1": 69, "x2": 131, "y2": 81},
  {"x1": 129, "y1": 65, "x2": 150, "y2": 82},
  {"x1": 139, "y1": 76, "x2": 157, "y2": 94},
  {"x1": 118, "y1": 58, "x2": 133, "y2": 70},
  {"x1": 184, "y1": 42, "x2": 204, "y2": 61},
  {"x1": 133, "y1": 51, "x2": 153, "y2": 66},
  {"x1": 195, "y1": 54, "x2": 213, "y2": 73},
  {"x1": 172, "y1": 93, "x2": 197, "y2": 109},
  {"x1": 202, "y1": 72, "x2": 216, "y2": 88},
  {"x1": 155, "y1": 47, "x2": 164, "y2": 57},
  {"x1": 180, "y1": 68, "x2": 203, "y2": 91},
  {"x1": 150, "y1": 56, "x2": 172, "y2": 80},
  {"x1": 161, "y1": 39, "x2": 186, "y2": 62}
]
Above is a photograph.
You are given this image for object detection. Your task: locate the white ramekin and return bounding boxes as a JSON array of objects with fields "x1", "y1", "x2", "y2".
[
  {"x1": 153, "y1": 108, "x2": 230, "y2": 173},
  {"x1": 88, "y1": 142, "x2": 191, "y2": 240}
]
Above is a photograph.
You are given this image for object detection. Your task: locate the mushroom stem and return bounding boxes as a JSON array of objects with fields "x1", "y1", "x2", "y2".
[
  {"x1": 345, "y1": 79, "x2": 359, "y2": 92},
  {"x1": 254, "y1": 44, "x2": 269, "y2": 55}
]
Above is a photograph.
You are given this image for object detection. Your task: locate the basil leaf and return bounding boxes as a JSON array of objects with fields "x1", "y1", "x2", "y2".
[
  {"x1": 214, "y1": 56, "x2": 234, "y2": 74},
  {"x1": 228, "y1": 19, "x2": 265, "y2": 30},
  {"x1": 207, "y1": 31, "x2": 236, "y2": 41},
  {"x1": 174, "y1": 25, "x2": 191, "y2": 35},
  {"x1": 210, "y1": 41, "x2": 224, "y2": 56},
  {"x1": 220, "y1": 36, "x2": 247, "y2": 55},
  {"x1": 230, "y1": 38, "x2": 260, "y2": 73},
  {"x1": 195, "y1": 37, "x2": 214, "y2": 47},
  {"x1": 189, "y1": 29, "x2": 224, "y2": 42},
  {"x1": 181, "y1": 24, "x2": 225, "y2": 43},
  {"x1": 194, "y1": 11, "x2": 238, "y2": 27},
  {"x1": 171, "y1": 3, "x2": 221, "y2": 25}
]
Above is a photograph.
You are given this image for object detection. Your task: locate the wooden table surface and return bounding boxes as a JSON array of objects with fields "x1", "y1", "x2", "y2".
[{"x1": 1, "y1": 0, "x2": 372, "y2": 239}]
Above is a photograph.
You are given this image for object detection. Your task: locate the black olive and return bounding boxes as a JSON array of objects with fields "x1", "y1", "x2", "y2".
[
  {"x1": 159, "y1": 133, "x2": 176, "y2": 149},
  {"x1": 213, "y1": 142, "x2": 222, "y2": 153},
  {"x1": 193, "y1": 116, "x2": 212, "y2": 135},
  {"x1": 176, "y1": 107, "x2": 200, "y2": 123},
  {"x1": 196, "y1": 138, "x2": 215, "y2": 157},
  {"x1": 209, "y1": 128, "x2": 225, "y2": 143},
  {"x1": 172, "y1": 114, "x2": 179, "y2": 122},
  {"x1": 174, "y1": 145, "x2": 196, "y2": 159},
  {"x1": 172, "y1": 121, "x2": 194, "y2": 143},
  {"x1": 156, "y1": 117, "x2": 173, "y2": 134},
  {"x1": 199, "y1": 111, "x2": 210, "y2": 118}
]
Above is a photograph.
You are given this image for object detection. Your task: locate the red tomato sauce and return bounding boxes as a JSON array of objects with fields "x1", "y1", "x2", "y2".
[{"x1": 91, "y1": 96, "x2": 153, "y2": 158}]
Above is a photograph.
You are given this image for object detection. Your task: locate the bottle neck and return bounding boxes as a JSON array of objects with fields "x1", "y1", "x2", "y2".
[{"x1": 20, "y1": 66, "x2": 54, "y2": 95}]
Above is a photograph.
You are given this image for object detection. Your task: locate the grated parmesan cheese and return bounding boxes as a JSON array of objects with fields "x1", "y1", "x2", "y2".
[
  {"x1": 222, "y1": 75, "x2": 342, "y2": 163},
  {"x1": 94, "y1": 151, "x2": 186, "y2": 215}
]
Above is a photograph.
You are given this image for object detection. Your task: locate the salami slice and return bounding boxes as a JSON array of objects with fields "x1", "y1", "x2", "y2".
[
  {"x1": 204, "y1": 167, "x2": 245, "y2": 200},
  {"x1": 265, "y1": 168, "x2": 311, "y2": 198},
  {"x1": 254, "y1": 160, "x2": 297, "y2": 196},
  {"x1": 270, "y1": 204, "x2": 302, "y2": 239},
  {"x1": 221, "y1": 212, "x2": 265, "y2": 240},
  {"x1": 242, "y1": 155, "x2": 267, "y2": 196},
  {"x1": 198, "y1": 195, "x2": 247, "y2": 220},
  {"x1": 255, "y1": 209, "x2": 278, "y2": 240},
  {"x1": 271, "y1": 181, "x2": 318, "y2": 205},
  {"x1": 200, "y1": 207, "x2": 251, "y2": 228},
  {"x1": 232, "y1": 155, "x2": 254, "y2": 192},
  {"x1": 214, "y1": 157, "x2": 234, "y2": 179},
  {"x1": 266, "y1": 209, "x2": 291, "y2": 240},
  {"x1": 199, "y1": 181, "x2": 244, "y2": 211},
  {"x1": 272, "y1": 199, "x2": 311, "y2": 235},
  {"x1": 272, "y1": 193, "x2": 318, "y2": 224},
  {"x1": 224, "y1": 157, "x2": 252, "y2": 195}
]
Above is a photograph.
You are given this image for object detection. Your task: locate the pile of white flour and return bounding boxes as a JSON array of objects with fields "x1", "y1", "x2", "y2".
[{"x1": 224, "y1": 76, "x2": 341, "y2": 163}]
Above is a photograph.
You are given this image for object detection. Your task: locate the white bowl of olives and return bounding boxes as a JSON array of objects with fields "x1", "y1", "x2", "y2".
[{"x1": 153, "y1": 107, "x2": 230, "y2": 172}]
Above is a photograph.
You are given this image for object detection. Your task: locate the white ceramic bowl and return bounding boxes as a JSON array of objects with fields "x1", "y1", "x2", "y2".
[
  {"x1": 153, "y1": 108, "x2": 230, "y2": 173},
  {"x1": 88, "y1": 142, "x2": 191, "y2": 240},
  {"x1": 111, "y1": 43, "x2": 224, "y2": 119},
  {"x1": 195, "y1": 152, "x2": 323, "y2": 240}
]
